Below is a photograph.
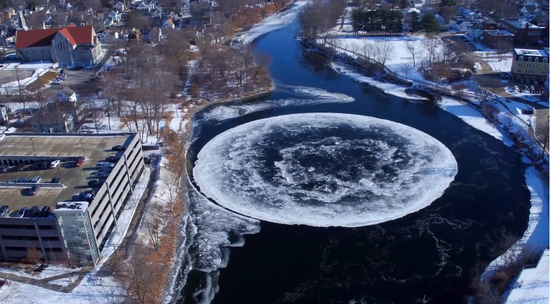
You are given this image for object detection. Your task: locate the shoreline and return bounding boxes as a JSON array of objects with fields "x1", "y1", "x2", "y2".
[{"x1": 302, "y1": 37, "x2": 549, "y2": 301}]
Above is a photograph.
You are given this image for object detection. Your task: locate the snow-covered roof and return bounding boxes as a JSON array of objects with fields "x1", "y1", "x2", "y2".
[
  {"x1": 484, "y1": 30, "x2": 514, "y2": 37},
  {"x1": 54, "y1": 201, "x2": 89, "y2": 212},
  {"x1": 514, "y1": 48, "x2": 549, "y2": 57}
]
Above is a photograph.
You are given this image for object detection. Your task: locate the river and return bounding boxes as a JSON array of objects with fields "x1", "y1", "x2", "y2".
[{"x1": 176, "y1": 13, "x2": 530, "y2": 304}]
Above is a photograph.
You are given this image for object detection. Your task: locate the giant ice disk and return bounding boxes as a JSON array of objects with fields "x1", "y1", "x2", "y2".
[{"x1": 193, "y1": 113, "x2": 458, "y2": 227}]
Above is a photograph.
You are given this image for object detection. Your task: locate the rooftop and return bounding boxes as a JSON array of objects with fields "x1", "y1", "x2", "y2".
[
  {"x1": 485, "y1": 30, "x2": 514, "y2": 36},
  {"x1": 502, "y1": 19, "x2": 543, "y2": 29},
  {"x1": 513, "y1": 48, "x2": 549, "y2": 57},
  {"x1": 0, "y1": 133, "x2": 135, "y2": 215}
]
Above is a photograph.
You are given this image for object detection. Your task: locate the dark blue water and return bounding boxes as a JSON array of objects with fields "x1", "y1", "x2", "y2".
[{"x1": 180, "y1": 17, "x2": 530, "y2": 304}]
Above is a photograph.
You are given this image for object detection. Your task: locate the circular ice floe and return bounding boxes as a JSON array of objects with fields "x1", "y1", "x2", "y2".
[{"x1": 193, "y1": 113, "x2": 458, "y2": 227}]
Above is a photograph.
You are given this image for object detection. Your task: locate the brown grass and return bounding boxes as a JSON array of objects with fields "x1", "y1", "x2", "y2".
[{"x1": 25, "y1": 71, "x2": 58, "y2": 92}]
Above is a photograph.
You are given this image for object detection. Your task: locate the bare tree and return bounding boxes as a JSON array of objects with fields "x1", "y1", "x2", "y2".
[
  {"x1": 536, "y1": 117, "x2": 549, "y2": 158},
  {"x1": 496, "y1": 41, "x2": 513, "y2": 61},
  {"x1": 374, "y1": 41, "x2": 395, "y2": 70},
  {"x1": 146, "y1": 214, "x2": 161, "y2": 251},
  {"x1": 26, "y1": 247, "x2": 44, "y2": 265},
  {"x1": 114, "y1": 245, "x2": 158, "y2": 304},
  {"x1": 399, "y1": 64, "x2": 414, "y2": 80},
  {"x1": 405, "y1": 40, "x2": 419, "y2": 66},
  {"x1": 422, "y1": 35, "x2": 439, "y2": 67},
  {"x1": 25, "y1": 12, "x2": 46, "y2": 30}
]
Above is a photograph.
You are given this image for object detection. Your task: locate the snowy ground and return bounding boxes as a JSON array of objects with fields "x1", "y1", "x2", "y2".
[
  {"x1": 485, "y1": 57, "x2": 513, "y2": 72},
  {"x1": 234, "y1": 0, "x2": 309, "y2": 45},
  {"x1": 329, "y1": 62, "x2": 428, "y2": 101},
  {"x1": 0, "y1": 62, "x2": 56, "y2": 71},
  {"x1": 505, "y1": 249, "x2": 549, "y2": 304},
  {"x1": 437, "y1": 97, "x2": 514, "y2": 146},
  {"x1": 0, "y1": 68, "x2": 48, "y2": 94},
  {"x1": 0, "y1": 265, "x2": 82, "y2": 280}
]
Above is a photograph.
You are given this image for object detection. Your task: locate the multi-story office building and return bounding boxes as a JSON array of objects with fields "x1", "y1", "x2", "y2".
[
  {"x1": 0, "y1": 133, "x2": 145, "y2": 266},
  {"x1": 511, "y1": 48, "x2": 549, "y2": 82}
]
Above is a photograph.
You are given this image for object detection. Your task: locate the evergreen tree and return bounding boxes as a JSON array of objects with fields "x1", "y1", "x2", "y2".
[
  {"x1": 400, "y1": 0, "x2": 409, "y2": 9},
  {"x1": 410, "y1": 11, "x2": 421, "y2": 33},
  {"x1": 439, "y1": 0, "x2": 457, "y2": 6},
  {"x1": 421, "y1": 13, "x2": 440, "y2": 33}
]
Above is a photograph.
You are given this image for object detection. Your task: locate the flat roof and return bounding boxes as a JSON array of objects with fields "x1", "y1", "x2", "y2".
[
  {"x1": 485, "y1": 30, "x2": 514, "y2": 36},
  {"x1": 513, "y1": 48, "x2": 549, "y2": 57},
  {"x1": 0, "y1": 134, "x2": 136, "y2": 216},
  {"x1": 503, "y1": 19, "x2": 543, "y2": 29}
]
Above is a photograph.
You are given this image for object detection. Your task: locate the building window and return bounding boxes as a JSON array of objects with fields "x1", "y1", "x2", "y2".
[
  {"x1": 528, "y1": 57, "x2": 532, "y2": 62},
  {"x1": 517, "y1": 69, "x2": 522, "y2": 73},
  {"x1": 544, "y1": 58, "x2": 548, "y2": 63}
]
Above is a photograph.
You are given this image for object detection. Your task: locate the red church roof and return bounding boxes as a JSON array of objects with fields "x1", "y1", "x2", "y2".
[{"x1": 15, "y1": 25, "x2": 94, "y2": 49}]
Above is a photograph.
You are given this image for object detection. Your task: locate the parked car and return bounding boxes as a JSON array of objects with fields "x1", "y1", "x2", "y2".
[
  {"x1": 95, "y1": 172, "x2": 110, "y2": 178},
  {"x1": 51, "y1": 177, "x2": 60, "y2": 183},
  {"x1": 0, "y1": 205, "x2": 9, "y2": 216},
  {"x1": 38, "y1": 206, "x2": 51, "y2": 217},
  {"x1": 29, "y1": 185, "x2": 40, "y2": 195},
  {"x1": 75, "y1": 156, "x2": 85, "y2": 167},
  {"x1": 0, "y1": 166, "x2": 6, "y2": 173},
  {"x1": 30, "y1": 206, "x2": 40, "y2": 217},
  {"x1": 522, "y1": 107, "x2": 535, "y2": 115},
  {"x1": 50, "y1": 160, "x2": 60, "y2": 168},
  {"x1": 106, "y1": 156, "x2": 119, "y2": 163},
  {"x1": 112, "y1": 145, "x2": 125, "y2": 151},
  {"x1": 88, "y1": 179, "x2": 100, "y2": 187},
  {"x1": 17, "y1": 177, "x2": 26, "y2": 182},
  {"x1": 99, "y1": 167, "x2": 112, "y2": 173},
  {"x1": 16, "y1": 207, "x2": 28, "y2": 218},
  {"x1": 24, "y1": 207, "x2": 35, "y2": 217},
  {"x1": 143, "y1": 156, "x2": 151, "y2": 164},
  {"x1": 31, "y1": 176, "x2": 41, "y2": 183}
]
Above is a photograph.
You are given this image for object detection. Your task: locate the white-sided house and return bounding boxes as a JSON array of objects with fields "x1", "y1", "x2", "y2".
[
  {"x1": 98, "y1": 30, "x2": 120, "y2": 43},
  {"x1": 468, "y1": 25, "x2": 484, "y2": 42},
  {"x1": 450, "y1": 20, "x2": 472, "y2": 32},
  {"x1": 55, "y1": 86, "x2": 77, "y2": 103},
  {"x1": 0, "y1": 105, "x2": 9, "y2": 124},
  {"x1": 113, "y1": 1, "x2": 125, "y2": 11},
  {"x1": 15, "y1": 25, "x2": 103, "y2": 67},
  {"x1": 31, "y1": 112, "x2": 75, "y2": 133},
  {"x1": 136, "y1": 2, "x2": 153, "y2": 11}
]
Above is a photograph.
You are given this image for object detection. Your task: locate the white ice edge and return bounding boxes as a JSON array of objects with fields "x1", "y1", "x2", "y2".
[
  {"x1": 328, "y1": 62, "x2": 428, "y2": 101},
  {"x1": 234, "y1": 0, "x2": 310, "y2": 45},
  {"x1": 194, "y1": 113, "x2": 458, "y2": 227},
  {"x1": 480, "y1": 166, "x2": 549, "y2": 283},
  {"x1": 437, "y1": 97, "x2": 514, "y2": 147}
]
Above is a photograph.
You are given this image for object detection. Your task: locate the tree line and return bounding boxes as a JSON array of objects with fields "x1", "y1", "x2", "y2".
[
  {"x1": 298, "y1": 0, "x2": 346, "y2": 41},
  {"x1": 351, "y1": 9, "x2": 404, "y2": 35}
]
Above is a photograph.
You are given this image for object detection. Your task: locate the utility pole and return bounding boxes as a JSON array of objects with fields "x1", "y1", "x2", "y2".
[
  {"x1": 79, "y1": 138, "x2": 86, "y2": 158},
  {"x1": 30, "y1": 138, "x2": 36, "y2": 156}
]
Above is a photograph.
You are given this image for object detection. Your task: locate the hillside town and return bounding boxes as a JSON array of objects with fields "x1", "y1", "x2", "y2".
[{"x1": 0, "y1": 0, "x2": 546, "y2": 303}]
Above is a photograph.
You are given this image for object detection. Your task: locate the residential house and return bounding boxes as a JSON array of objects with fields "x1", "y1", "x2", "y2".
[
  {"x1": 31, "y1": 112, "x2": 75, "y2": 133},
  {"x1": 104, "y1": 11, "x2": 122, "y2": 27},
  {"x1": 450, "y1": 20, "x2": 472, "y2": 32},
  {"x1": 15, "y1": 25, "x2": 103, "y2": 67},
  {"x1": 468, "y1": 24, "x2": 484, "y2": 41},
  {"x1": 142, "y1": 27, "x2": 162, "y2": 43},
  {"x1": 520, "y1": 5, "x2": 538, "y2": 18},
  {"x1": 127, "y1": 28, "x2": 142, "y2": 41},
  {"x1": 481, "y1": 18, "x2": 498, "y2": 30},
  {"x1": 483, "y1": 30, "x2": 515, "y2": 49},
  {"x1": 98, "y1": 29, "x2": 120, "y2": 43},
  {"x1": 434, "y1": 14, "x2": 445, "y2": 25},
  {"x1": 500, "y1": 19, "x2": 544, "y2": 46},
  {"x1": 162, "y1": 18, "x2": 175, "y2": 29},
  {"x1": 181, "y1": 0, "x2": 191, "y2": 14},
  {"x1": 113, "y1": 1, "x2": 125, "y2": 11},
  {"x1": 458, "y1": 7, "x2": 476, "y2": 21},
  {"x1": 511, "y1": 47, "x2": 549, "y2": 82},
  {"x1": 54, "y1": 86, "x2": 77, "y2": 103},
  {"x1": 137, "y1": 2, "x2": 153, "y2": 11}
]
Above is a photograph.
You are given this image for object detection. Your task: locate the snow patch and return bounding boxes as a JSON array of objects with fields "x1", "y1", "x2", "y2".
[{"x1": 437, "y1": 97, "x2": 514, "y2": 147}]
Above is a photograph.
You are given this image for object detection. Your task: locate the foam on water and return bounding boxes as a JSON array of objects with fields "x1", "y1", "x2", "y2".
[{"x1": 194, "y1": 113, "x2": 458, "y2": 227}]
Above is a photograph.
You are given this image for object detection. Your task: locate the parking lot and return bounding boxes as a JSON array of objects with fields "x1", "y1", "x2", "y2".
[{"x1": 0, "y1": 135, "x2": 129, "y2": 216}]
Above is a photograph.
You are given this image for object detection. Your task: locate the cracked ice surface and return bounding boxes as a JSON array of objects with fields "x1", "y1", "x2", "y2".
[{"x1": 194, "y1": 113, "x2": 458, "y2": 227}]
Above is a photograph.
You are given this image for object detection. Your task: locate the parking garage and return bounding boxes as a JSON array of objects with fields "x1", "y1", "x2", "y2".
[{"x1": 0, "y1": 133, "x2": 144, "y2": 265}]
